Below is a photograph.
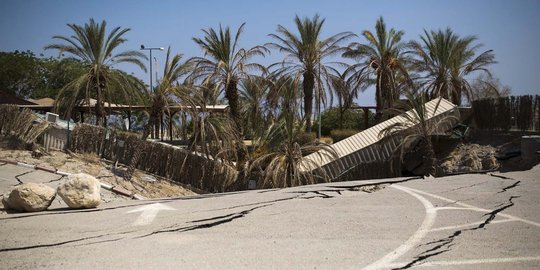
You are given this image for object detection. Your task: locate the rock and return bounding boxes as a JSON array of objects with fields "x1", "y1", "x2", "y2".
[
  {"x1": 3, "y1": 183, "x2": 56, "y2": 212},
  {"x1": 57, "y1": 173, "x2": 101, "y2": 209}
]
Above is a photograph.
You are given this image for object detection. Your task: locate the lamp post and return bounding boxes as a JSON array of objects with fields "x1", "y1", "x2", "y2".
[
  {"x1": 140, "y1": 45, "x2": 164, "y2": 92},
  {"x1": 317, "y1": 53, "x2": 322, "y2": 140},
  {"x1": 140, "y1": 45, "x2": 164, "y2": 139}
]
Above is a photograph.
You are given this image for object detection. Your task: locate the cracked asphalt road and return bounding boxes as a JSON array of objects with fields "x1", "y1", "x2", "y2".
[{"x1": 1, "y1": 165, "x2": 539, "y2": 269}]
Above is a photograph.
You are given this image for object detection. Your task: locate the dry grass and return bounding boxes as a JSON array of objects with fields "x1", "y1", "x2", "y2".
[{"x1": 0, "y1": 105, "x2": 49, "y2": 145}]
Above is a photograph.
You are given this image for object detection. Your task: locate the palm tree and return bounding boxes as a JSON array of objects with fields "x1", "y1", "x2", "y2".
[
  {"x1": 190, "y1": 23, "x2": 268, "y2": 137},
  {"x1": 343, "y1": 16, "x2": 410, "y2": 122},
  {"x1": 124, "y1": 47, "x2": 192, "y2": 181},
  {"x1": 247, "y1": 79, "x2": 337, "y2": 188},
  {"x1": 408, "y1": 28, "x2": 496, "y2": 105},
  {"x1": 267, "y1": 14, "x2": 354, "y2": 132},
  {"x1": 239, "y1": 76, "x2": 270, "y2": 137},
  {"x1": 327, "y1": 69, "x2": 365, "y2": 129},
  {"x1": 45, "y1": 18, "x2": 147, "y2": 125},
  {"x1": 380, "y1": 91, "x2": 458, "y2": 176}
]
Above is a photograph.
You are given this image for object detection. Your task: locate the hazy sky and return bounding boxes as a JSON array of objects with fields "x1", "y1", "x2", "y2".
[{"x1": 1, "y1": 0, "x2": 539, "y2": 105}]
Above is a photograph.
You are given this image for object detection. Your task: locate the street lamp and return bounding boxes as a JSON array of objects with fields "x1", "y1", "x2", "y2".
[
  {"x1": 140, "y1": 45, "x2": 164, "y2": 92},
  {"x1": 317, "y1": 54, "x2": 322, "y2": 140}
]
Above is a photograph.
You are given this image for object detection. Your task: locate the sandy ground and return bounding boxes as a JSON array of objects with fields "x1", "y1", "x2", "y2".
[{"x1": 0, "y1": 148, "x2": 198, "y2": 201}]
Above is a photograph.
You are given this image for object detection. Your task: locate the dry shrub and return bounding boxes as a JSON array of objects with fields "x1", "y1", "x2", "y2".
[
  {"x1": 0, "y1": 104, "x2": 49, "y2": 145},
  {"x1": 330, "y1": 129, "x2": 358, "y2": 143},
  {"x1": 295, "y1": 132, "x2": 317, "y2": 145}
]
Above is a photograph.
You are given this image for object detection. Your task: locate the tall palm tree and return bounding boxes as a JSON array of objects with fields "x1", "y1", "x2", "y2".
[
  {"x1": 124, "y1": 47, "x2": 192, "y2": 180},
  {"x1": 45, "y1": 18, "x2": 147, "y2": 125},
  {"x1": 267, "y1": 14, "x2": 354, "y2": 132},
  {"x1": 408, "y1": 28, "x2": 496, "y2": 105},
  {"x1": 190, "y1": 23, "x2": 268, "y2": 137},
  {"x1": 343, "y1": 16, "x2": 410, "y2": 122}
]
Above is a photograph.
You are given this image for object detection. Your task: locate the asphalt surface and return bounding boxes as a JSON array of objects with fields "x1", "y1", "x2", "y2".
[{"x1": 0, "y1": 162, "x2": 539, "y2": 269}]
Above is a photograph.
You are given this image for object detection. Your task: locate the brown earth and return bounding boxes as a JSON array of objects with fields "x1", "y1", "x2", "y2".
[{"x1": 0, "y1": 148, "x2": 199, "y2": 200}]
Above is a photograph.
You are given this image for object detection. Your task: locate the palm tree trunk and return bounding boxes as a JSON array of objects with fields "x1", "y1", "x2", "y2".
[
  {"x1": 424, "y1": 137, "x2": 437, "y2": 176},
  {"x1": 303, "y1": 72, "x2": 314, "y2": 132},
  {"x1": 224, "y1": 80, "x2": 247, "y2": 169},
  {"x1": 225, "y1": 81, "x2": 243, "y2": 137},
  {"x1": 374, "y1": 74, "x2": 383, "y2": 123},
  {"x1": 95, "y1": 86, "x2": 106, "y2": 127},
  {"x1": 181, "y1": 112, "x2": 187, "y2": 140}
]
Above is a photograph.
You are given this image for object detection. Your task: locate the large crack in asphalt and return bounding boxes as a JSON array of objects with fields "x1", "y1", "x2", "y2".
[
  {"x1": 0, "y1": 234, "x2": 113, "y2": 253},
  {"x1": 137, "y1": 204, "x2": 271, "y2": 239},
  {"x1": 498, "y1": 180, "x2": 520, "y2": 193},
  {"x1": 1, "y1": 176, "x2": 423, "y2": 253},
  {"x1": 135, "y1": 179, "x2": 420, "y2": 240},
  {"x1": 45, "y1": 175, "x2": 65, "y2": 183},
  {"x1": 14, "y1": 170, "x2": 34, "y2": 184},
  {"x1": 394, "y1": 195, "x2": 520, "y2": 269},
  {"x1": 326, "y1": 176, "x2": 421, "y2": 190},
  {"x1": 488, "y1": 173, "x2": 514, "y2": 180}
]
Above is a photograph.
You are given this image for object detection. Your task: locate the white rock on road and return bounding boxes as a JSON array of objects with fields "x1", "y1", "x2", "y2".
[
  {"x1": 57, "y1": 173, "x2": 101, "y2": 209},
  {"x1": 2, "y1": 183, "x2": 56, "y2": 212}
]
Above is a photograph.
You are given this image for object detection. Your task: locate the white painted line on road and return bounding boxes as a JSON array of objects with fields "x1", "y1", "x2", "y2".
[
  {"x1": 430, "y1": 219, "x2": 517, "y2": 232},
  {"x1": 387, "y1": 256, "x2": 540, "y2": 268},
  {"x1": 127, "y1": 203, "x2": 175, "y2": 226},
  {"x1": 362, "y1": 185, "x2": 437, "y2": 270},
  {"x1": 402, "y1": 185, "x2": 540, "y2": 228},
  {"x1": 435, "y1": 206, "x2": 490, "y2": 212}
]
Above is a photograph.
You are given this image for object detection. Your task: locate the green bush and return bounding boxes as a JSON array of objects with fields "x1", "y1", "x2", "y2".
[
  {"x1": 313, "y1": 107, "x2": 374, "y2": 136},
  {"x1": 330, "y1": 129, "x2": 358, "y2": 143}
]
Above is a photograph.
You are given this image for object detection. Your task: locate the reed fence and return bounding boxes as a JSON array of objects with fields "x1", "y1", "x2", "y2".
[
  {"x1": 472, "y1": 95, "x2": 540, "y2": 131},
  {"x1": 70, "y1": 124, "x2": 238, "y2": 192}
]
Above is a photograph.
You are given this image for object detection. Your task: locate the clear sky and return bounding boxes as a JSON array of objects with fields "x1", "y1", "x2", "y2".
[{"x1": 1, "y1": 0, "x2": 539, "y2": 105}]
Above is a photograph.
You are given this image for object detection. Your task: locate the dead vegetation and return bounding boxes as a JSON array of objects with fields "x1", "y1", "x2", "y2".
[{"x1": 0, "y1": 105, "x2": 49, "y2": 147}]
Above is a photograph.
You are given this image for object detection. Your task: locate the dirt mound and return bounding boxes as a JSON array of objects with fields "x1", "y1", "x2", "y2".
[
  {"x1": 0, "y1": 149, "x2": 198, "y2": 200},
  {"x1": 439, "y1": 143, "x2": 499, "y2": 174}
]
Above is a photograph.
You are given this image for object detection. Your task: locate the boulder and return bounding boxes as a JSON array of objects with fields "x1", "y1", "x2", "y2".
[
  {"x1": 57, "y1": 173, "x2": 101, "y2": 209},
  {"x1": 3, "y1": 183, "x2": 56, "y2": 212}
]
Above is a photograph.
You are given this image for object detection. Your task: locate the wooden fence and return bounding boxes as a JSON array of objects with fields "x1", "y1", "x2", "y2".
[
  {"x1": 70, "y1": 124, "x2": 238, "y2": 193},
  {"x1": 472, "y1": 95, "x2": 540, "y2": 131}
]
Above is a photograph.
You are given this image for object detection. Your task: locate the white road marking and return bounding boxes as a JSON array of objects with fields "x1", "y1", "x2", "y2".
[
  {"x1": 404, "y1": 186, "x2": 540, "y2": 228},
  {"x1": 361, "y1": 185, "x2": 437, "y2": 270},
  {"x1": 362, "y1": 184, "x2": 540, "y2": 270},
  {"x1": 127, "y1": 203, "x2": 176, "y2": 226},
  {"x1": 386, "y1": 256, "x2": 540, "y2": 268},
  {"x1": 430, "y1": 219, "x2": 517, "y2": 232}
]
